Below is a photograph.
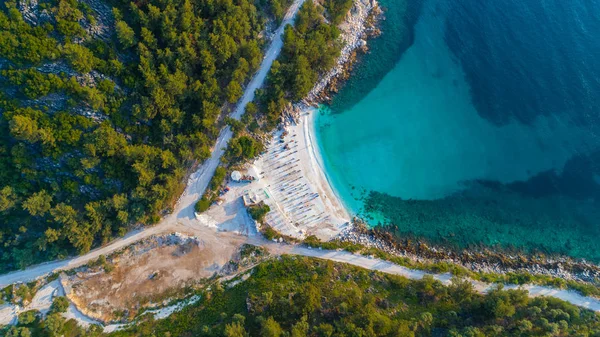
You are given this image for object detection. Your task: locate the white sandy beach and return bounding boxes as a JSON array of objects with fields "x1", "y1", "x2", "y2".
[
  {"x1": 304, "y1": 110, "x2": 353, "y2": 227},
  {"x1": 241, "y1": 0, "x2": 378, "y2": 239},
  {"x1": 0, "y1": 0, "x2": 370, "y2": 289},
  {"x1": 250, "y1": 110, "x2": 351, "y2": 240}
]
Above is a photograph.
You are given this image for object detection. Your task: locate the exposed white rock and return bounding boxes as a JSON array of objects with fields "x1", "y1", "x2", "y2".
[{"x1": 301, "y1": 0, "x2": 379, "y2": 106}]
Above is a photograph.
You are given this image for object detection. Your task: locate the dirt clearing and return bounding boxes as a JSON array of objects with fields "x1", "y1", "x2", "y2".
[{"x1": 61, "y1": 232, "x2": 246, "y2": 323}]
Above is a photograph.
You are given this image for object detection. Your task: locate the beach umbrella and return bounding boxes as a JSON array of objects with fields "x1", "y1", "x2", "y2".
[{"x1": 231, "y1": 171, "x2": 242, "y2": 182}]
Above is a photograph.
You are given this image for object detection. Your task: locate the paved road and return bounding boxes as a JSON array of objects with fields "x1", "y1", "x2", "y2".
[{"x1": 0, "y1": 0, "x2": 307, "y2": 288}]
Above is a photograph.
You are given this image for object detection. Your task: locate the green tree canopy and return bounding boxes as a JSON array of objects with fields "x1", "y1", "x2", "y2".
[
  {"x1": 261, "y1": 317, "x2": 283, "y2": 337},
  {"x1": 22, "y1": 190, "x2": 52, "y2": 217},
  {"x1": 115, "y1": 20, "x2": 136, "y2": 49}
]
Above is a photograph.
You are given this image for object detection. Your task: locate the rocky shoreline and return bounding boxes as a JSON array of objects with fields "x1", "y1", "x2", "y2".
[
  {"x1": 279, "y1": 0, "x2": 600, "y2": 289},
  {"x1": 336, "y1": 220, "x2": 600, "y2": 286},
  {"x1": 279, "y1": 0, "x2": 382, "y2": 131},
  {"x1": 305, "y1": 0, "x2": 382, "y2": 104},
  {"x1": 280, "y1": 0, "x2": 383, "y2": 120}
]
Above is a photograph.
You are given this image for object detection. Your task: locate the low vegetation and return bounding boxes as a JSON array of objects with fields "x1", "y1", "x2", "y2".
[
  {"x1": 107, "y1": 257, "x2": 600, "y2": 337},
  {"x1": 194, "y1": 166, "x2": 228, "y2": 214},
  {"x1": 7, "y1": 256, "x2": 600, "y2": 336},
  {"x1": 194, "y1": 196, "x2": 212, "y2": 214},
  {"x1": 224, "y1": 135, "x2": 265, "y2": 165},
  {"x1": 1, "y1": 296, "x2": 102, "y2": 337}
]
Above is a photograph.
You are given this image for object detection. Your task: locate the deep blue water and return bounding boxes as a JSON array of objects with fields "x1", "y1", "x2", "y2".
[
  {"x1": 316, "y1": 0, "x2": 600, "y2": 260},
  {"x1": 445, "y1": 0, "x2": 600, "y2": 127}
]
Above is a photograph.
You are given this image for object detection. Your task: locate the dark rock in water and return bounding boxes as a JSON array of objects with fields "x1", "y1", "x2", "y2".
[
  {"x1": 338, "y1": 218, "x2": 600, "y2": 284},
  {"x1": 364, "y1": 180, "x2": 600, "y2": 262},
  {"x1": 479, "y1": 150, "x2": 600, "y2": 200}
]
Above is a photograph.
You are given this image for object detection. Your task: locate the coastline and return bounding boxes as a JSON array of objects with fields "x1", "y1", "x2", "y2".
[
  {"x1": 292, "y1": 0, "x2": 600, "y2": 287},
  {"x1": 251, "y1": 111, "x2": 351, "y2": 240},
  {"x1": 294, "y1": 0, "x2": 384, "y2": 222},
  {"x1": 5, "y1": 0, "x2": 600, "y2": 331},
  {"x1": 298, "y1": 106, "x2": 600, "y2": 288},
  {"x1": 302, "y1": 0, "x2": 380, "y2": 104},
  {"x1": 304, "y1": 110, "x2": 352, "y2": 221},
  {"x1": 248, "y1": 0, "x2": 381, "y2": 240},
  {"x1": 337, "y1": 222, "x2": 600, "y2": 285}
]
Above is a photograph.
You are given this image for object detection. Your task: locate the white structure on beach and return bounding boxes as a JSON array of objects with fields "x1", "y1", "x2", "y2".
[{"x1": 231, "y1": 171, "x2": 242, "y2": 182}]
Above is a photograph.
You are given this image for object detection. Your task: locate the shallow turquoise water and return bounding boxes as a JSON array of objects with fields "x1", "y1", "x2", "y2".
[{"x1": 315, "y1": 0, "x2": 600, "y2": 259}]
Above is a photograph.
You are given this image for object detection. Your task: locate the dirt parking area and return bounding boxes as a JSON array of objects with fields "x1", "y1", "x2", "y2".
[{"x1": 62, "y1": 232, "x2": 246, "y2": 322}]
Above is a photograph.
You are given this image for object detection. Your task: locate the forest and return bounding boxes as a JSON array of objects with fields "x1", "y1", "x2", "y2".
[
  {"x1": 0, "y1": 0, "x2": 353, "y2": 272},
  {"x1": 255, "y1": 0, "x2": 342, "y2": 127},
  {"x1": 198, "y1": 0, "x2": 350, "y2": 214},
  {"x1": 4, "y1": 256, "x2": 600, "y2": 336},
  {"x1": 0, "y1": 0, "x2": 275, "y2": 271}
]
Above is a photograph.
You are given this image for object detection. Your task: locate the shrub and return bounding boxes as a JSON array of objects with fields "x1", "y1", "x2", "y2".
[
  {"x1": 17, "y1": 310, "x2": 38, "y2": 325},
  {"x1": 195, "y1": 197, "x2": 212, "y2": 213},
  {"x1": 50, "y1": 296, "x2": 70, "y2": 314},
  {"x1": 14, "y1": 284, "x2": 32, "y2": 304},
  {"x1": 210, "y1": 167, "x2": 227, "y2": 191},
  {"x1": 225, "y1": 136, "x2": 264, "y2": 164},
  {"x1": 263, "y1": 226, "x2": 278, "y2": 241},
  {"x1": 248, "y1": 203, "x2": 270, "y2": 223}
]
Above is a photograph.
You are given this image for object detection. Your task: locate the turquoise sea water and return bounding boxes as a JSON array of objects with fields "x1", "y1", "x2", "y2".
[{"x1": 316, "y1": 0, "x2": 600, "y2": 260}]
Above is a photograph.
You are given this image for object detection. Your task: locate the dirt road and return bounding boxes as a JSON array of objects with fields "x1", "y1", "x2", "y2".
[
  {"x1": 0, "y1": 0, "x2": 307, "y2": 289},
  {"x1": 286, "y1": 246, "x2": 600, "y2": 312}
]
